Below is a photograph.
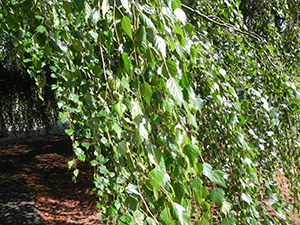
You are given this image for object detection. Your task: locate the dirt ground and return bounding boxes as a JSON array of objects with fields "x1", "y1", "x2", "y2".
[
  {"x1": 0, "y1": 133, "x2": 299, "y2": 224},
  {"x1": 0, "y1": 133, "x2": 102, "y2": 225}
]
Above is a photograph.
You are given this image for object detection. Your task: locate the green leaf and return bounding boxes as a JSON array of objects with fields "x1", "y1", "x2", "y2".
[
  {"x1": 59, "y1": 112, "x2": 68, "y2": 123},
  {"x1": 154, "y1": 35, "x2": 166, "y2": 57},
  {"x1": 121, "y1": 0, "x2": 130, "y2": 11},
  {"x1": 74, "y1": 0, "x2": 84, "y2": 10},
  {"x1": 160, "y1": 208, "x2": 170, "y2": 225},
  {"x1": 118, "y1": 215, "x2": 132, "y2": 225},
  {"x1": 141, "y1": 82, "x2": 152, "y2": 105},
  {"x1": 190, "y1": 178, "x2": 203, "y2": 191},
  {"x1": 171, "y1": 203, "x2": 185, "y2": 225},
  {"x1": 73, "y1": 169, "x2": 79, "y2": 177},
  {"x1": 162, "y1": 60, "x2": 178, "y2": 77},
  {"x1": 241, "y1": 193, "x2": 252, "y2": 204},
  {"x1": 136, "y1": 25, "x2": 146, "y2": 42},
  {"x1": 221, "y1": 199, "x2": 232, "y2": 216},
  {"x1": 149, "y1": 168, "x2": 164, "y2": 191},
  {"x1": 90, "y1": 160, "x2": 98, "y2": 166},
  {"x1": 82, "y1": 142, "x2": 90, "y2": 149},
  {"x1": 167, "y1": 78, "x2": 183, "y2": 105},
  {"x1": 121, "y1": 76, "x2": 131, "y2": 92},
  {"x1": 211, "y1": 170, "x2": 226, "y2": 187},
  {"x1": 201, "y1": 201, "x2": 211, "y2": 212},
  {"x1": 122, "y1": 52, "x2": 131, "y2": 74},
  {"x1": 131, "y1": 100, "x2": 143, "y2": 119},
  {"x1": 114, "y1": 102, "x2": 127, "y2": 118},
  {"x1": 180, "y1": 72, "x2": 193, "y2": 88},
  {"x1": 210, "y1": 188, "x2": 225, "y2": 207},
  {"x1": 65, "y1": 129, "x2": 74, "y2": 136},
  {"x1": 74, "y1": 147, "x2": 86, "y2": 162},
  {"x1": 145, "y1": 217, "x2": 156, "y2": 225},
  {"x1": 183, "y1": 144, "x2": 199, "y2": 165},
  {"x1": 91, "y1": 10, "x2": 101, "y2": 25},
  {"x1": 68, "y1": 160, "x2": 76, "y2": 170},
  {"x1": 134, "y1": 210, "x2": 144, "y2": 224},
  {"x1": 102, "y1": 0, "x2": 110, "y2": 16},
  {"x1": 221, "y1": 217, "x2": 236, "y2": 225},
  {"x1": 140, "y1": 13, "x2": 156, "y2": 31},
  {"x1": 121, "y1": 16, "x2": 133, "y2": 40},
  {"x1": 191, "y1": 97, "x2": 204, "y2": 111},
  {"x1": 174, "y1": 8, "x2": 187, "y2": 24},
  {"x1": 174, "y1": 182, "x2": 185, "y2": 202},
  {"x1": 118, "y1": 140, "x2": 128, "y2": 155},
  {"x1": 36, "y1": 25, "x2": 47, "y2": 33},
  {"x1": 202, "y1": 163, "x2": 213, "y2": 179}
]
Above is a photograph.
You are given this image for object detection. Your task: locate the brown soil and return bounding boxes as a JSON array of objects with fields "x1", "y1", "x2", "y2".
[{"x1": 0, "y1": 133, "x2": 102, "y2": 225}]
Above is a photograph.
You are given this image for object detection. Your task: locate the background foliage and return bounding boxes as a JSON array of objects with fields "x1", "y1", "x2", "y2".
[
  {"x1": 1, "y1": 0, "x2": 300, "y2": 224},
  {"x1": 0, "y1": 35, "x2": 58, "y2": 137}
]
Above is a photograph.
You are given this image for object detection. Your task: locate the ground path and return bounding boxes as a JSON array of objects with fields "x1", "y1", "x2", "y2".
[{"x1": 0, "y1": 133, "x2": 102, "y2": 224}]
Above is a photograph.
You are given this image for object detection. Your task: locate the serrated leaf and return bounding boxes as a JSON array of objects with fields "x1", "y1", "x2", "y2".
[
  {"x1": 154, "y1": 35, "x2": 166, "y2": 57},
  {"x1": 167, "y1": 78, "x2": 183, "y2": 105},
  {"x1": 102, "y1": 0, "x2": 110, "y2": 16},
  {"x1": 140, "y1": 13, "x2": 156, "y2": 31},
  {"x1": 203, "y1": 163, "x2": 213, "y2": 179},
  {"x1": 121, "y1": 0, "x2": 130, "y2": 11},
  {"x1": 90, "y1": 160, "x2": 98, "y2": 166},
  {"x1": 65, "y1": 129, "x2": 74, "y2": 136},
  {"x1": 36, "y1": 25, "x2": 47, "y2": 33},
  {"x1": 183, "y1": 144, "x2": 199, "y2": 165},
  {"x1": 191, "y1": 97, "x2": 204, "y2": 111},
  {"x1": 174, "y1": 8, "x2": 187, "y2": 24},
  {"x1": 112, "y1": 122, "x2": 122, "y2": 139},
  {"x1": 210, "y1": 188, "x2": 225, "y2": 207},
  {"x1": 118, "y1": 215, "x2": 132, "y2": 225},
  {"x1": 121, "y1": 76, "x2": 131, "y2": 92},
  {"x1": 191, "y1": 178, "x2": 203, "y2": 191},
  {"x1": 221, "y1": 217, "x2": 236, "y2": 225},
  {"x1": 131, "y1": 100, "x2": 143, "y2": 119},
  {"x1": 180, "y1": 72, "x2": 193, "y2": 88},
  {"x1": 59, "y1": 112, "x2": 68, "y2": 123},
  {"x1": 73, "y1": 169, "x2": 79, "y2": 177},
  {"x1": 134, "y1": 210, "x2": 144, "y2": 224},
  {"x1": 199, "y1": 186, "x2": 209, "y2": 199},
  {"x1": 162, "y1": 98, "x2": 174, "y2": 112},
  {"x1": 160, "y1": 208, "x2": 170, "y2": 225},
  {"x1": 221, "y1": 200, "x2": 232, "y2": 216},
  {"x1": 145, "y1": 217, "x2": 156, "y2": 225},
  {"x1": 171, "y1": 203, "x2": 185, "y2": 225},
  {"x1": 162, "y1": 60, "x2": 178, "y2": 77},
  {"x1": 118, "y1": 140, "x2": 128, "y2": 155},
  {"x1": 82, "y1": 142, "x2": 90, "y2": 149},
  {"x1": 122, "y1": 52, "x2": 131, "y2": 74},
  {"x1": 211, "y1": 170, "x2": 226, "y2": 187},
  {"x1": 122, "y1": 16, "x2": 133, "y2": 40},
  {"x1": 91, "y1": 10, "x2": 100, "y2": 25},
  {"x1": 219, "y1": 69, "x2": 226, "y2": 76},
  {"x1": 75, "y1": 0, "x2": 84, "y2": 9},
  {"x1": 136, "y1": 25, "x2": 146, "y2": 42},
  {"x1": 68, "y1": 160, "x2": 76, "y2": 170},
  {"x1": 174, "y1": 182, "x2": 185, "y2": 202},
  {"x1": 149, "y1": 168, "x2": 164, "y2": 190},
  {"x1": 241, "y1": 193, "x2": 252, "y2": 204},
  {"x1": 141, "y1": 82, "x2": 152, "y2": 105},
  {"x1": 114, "y1": 102, "x2": 127, "y2": 118},
  {"x1": 187, "y1": 113, "x2": 198, "y2": 129},
  {"x1": 201, "y1": 201, "x2": 211, "y2": 212},
  {"x1": 127, "y1": 183, "x2": 142, "y2": 197}
]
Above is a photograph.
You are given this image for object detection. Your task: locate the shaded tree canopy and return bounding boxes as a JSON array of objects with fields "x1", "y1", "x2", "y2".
[
  {"x1": 0, "y1": 35, "x2": 59, "y2": 136},
  {"x1": 1, "y1": 0, "x2": 300, "y2": 224}
]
